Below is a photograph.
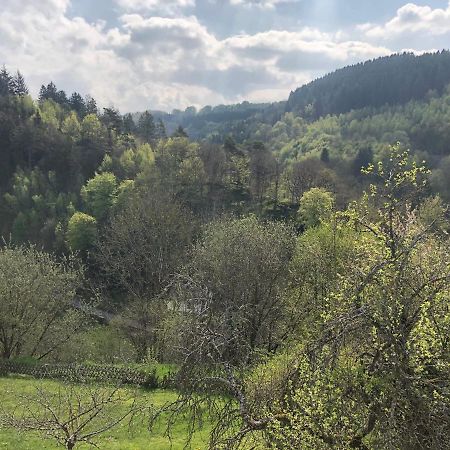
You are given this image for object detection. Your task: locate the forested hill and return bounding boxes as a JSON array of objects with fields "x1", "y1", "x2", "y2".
[
  {"x1": 286, "y1": 50, "x2": 450, "y2": 119},
  {"x1": 4, "y1": 50, "x2": 450, "y2": 252},
  {"x1": 150, "y1": 51, "x2": 450, "y2": 140},
  {"x1": 147, "y1": 100, "x2": 285, "y2": 140}
]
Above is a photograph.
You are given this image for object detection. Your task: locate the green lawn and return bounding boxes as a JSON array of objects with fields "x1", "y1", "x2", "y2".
[{"x1": 0, "y1": 377, "x2": 210, "y2": 449}]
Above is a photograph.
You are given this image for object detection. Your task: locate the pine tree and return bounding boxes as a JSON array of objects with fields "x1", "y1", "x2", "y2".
[
  {"x1": 11, "y1": 71, "x2": 28, "y2": 96},
  {"x1": 137, "y1": 110, "x2": 156, "y2": 143},
  {"x1": 0, "y1": 65, "x2": 12, "y2": 96},
  {"x1": 69, "y1": 92, "x2": 86, "y2": 118},
  {"x1": 39, "y1": 82, "x2": 58, "y2": 102},
  {"x1": 122, "y1": 113, "x2": 136, "y2": 134},
  {"x1": 156, "y1": 119, "x2": 167, "y2": 140},
  {"x1": 85, "y1": 95, "x2": 98, "y2": 115},
  {"x1": 55, "y1": 89, "x2": 68, "y2": 106},
  {"x1": 352, "y1": 147, "x2": 373, "y2": 177},
  {"x1": 102, "y1": 107, "x2": 122, "y2": 131},
  {"x1": 320, "y1": 147, "x2": 330, "y2": 163},
  {"x1": 172, "y1": 125, "x2": 188, "y2": 138}
]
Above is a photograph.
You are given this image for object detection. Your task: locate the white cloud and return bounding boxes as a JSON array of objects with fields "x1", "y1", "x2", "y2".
[
  {"x1": 0, "y1": 0, "x2": 394, "y2": 111},
  {"x1": 229, "y1": 0, "x2": 299, "y2": 9},
  {"x1": 401, "y1": 48, "x2": 439, "y2": 55},
  {"x1": 362, "y1": 2, "x2": 450, "y2": 39},
  {"x1": 0, "y1": 1, "x2": 134, "y2": 106},
  {"x1": 115, "y1": 0, "x2": 195, "y2": 15},
  {"x1": 223, "y1": 29, "x2": 390, "y2": 76},
  {"x1": 224, "y1": 29, "x2": 390, "y2": 61},
  {"x1": 1, "y1": 0, "x2": 70, "y2": 14}
]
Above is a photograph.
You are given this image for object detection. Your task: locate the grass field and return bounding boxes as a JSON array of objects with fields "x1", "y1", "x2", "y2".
[{"x1": 0, "y1": 377, "x2": 211, "y2": 449}]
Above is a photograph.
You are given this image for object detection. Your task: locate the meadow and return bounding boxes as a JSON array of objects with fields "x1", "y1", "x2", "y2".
[{"x1": 0, "y1": 377, "x2": 210, "y2": 450}]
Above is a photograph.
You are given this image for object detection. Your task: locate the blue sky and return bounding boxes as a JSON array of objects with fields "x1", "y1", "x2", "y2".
[{"x1": 1, "y1": 0, "x2": 449, "y2": 111}]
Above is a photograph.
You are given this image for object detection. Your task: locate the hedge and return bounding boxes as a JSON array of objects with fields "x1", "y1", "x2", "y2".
[{"x1": 0, "y1": 359, "x2": 164, "y2": 388}]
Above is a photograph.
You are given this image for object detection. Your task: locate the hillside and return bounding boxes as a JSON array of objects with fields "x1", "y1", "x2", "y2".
[
  {"x1": 148, "y1": 100, "x2": 285, "y2": 140},
  {"x1": 149, "y1": 51, "x2": 450, "y2": 141},
  {"x1": 286, "y1": 50, "x2": 450, "y2": 118},
  {"x1": 3, "y1": 37, "x2": 450, "y2": 450}
]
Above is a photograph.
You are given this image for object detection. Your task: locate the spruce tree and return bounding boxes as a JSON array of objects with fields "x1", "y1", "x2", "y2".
[
  {"x1": 11, "y1": 71, "x2": 28, "y2": 96},
  {"x1": 137, "y1": 110, "x2": 156, "y2": 143},
  {"x1": 0, "y1": 65, "x2": 12, "y2": 96}
]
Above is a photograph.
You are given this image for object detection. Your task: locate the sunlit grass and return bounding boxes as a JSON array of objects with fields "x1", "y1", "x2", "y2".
[{"x1": 0, "y1": 377, "x2": 210, "y2": 450}]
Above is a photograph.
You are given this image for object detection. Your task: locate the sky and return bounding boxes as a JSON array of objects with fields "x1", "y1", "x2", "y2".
[{"x1": 1, "y1": 0, "x2": 449, "y2": 112}]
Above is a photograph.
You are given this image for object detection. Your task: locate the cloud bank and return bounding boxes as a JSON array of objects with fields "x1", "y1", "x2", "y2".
[{"x1": 0, "y1": 0, "x2": 446, "y2": 111}]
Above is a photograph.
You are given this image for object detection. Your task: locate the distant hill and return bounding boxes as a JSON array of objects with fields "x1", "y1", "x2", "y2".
[
  {"x1": 140, "y1": 51, "x2": 450, "y2": 142},
  {"x1": 146, "y1": 101, "x2": 285, "y2": 139},
  {"x1": 286, "y1": 51, "x2": 450, "y2": 119}
]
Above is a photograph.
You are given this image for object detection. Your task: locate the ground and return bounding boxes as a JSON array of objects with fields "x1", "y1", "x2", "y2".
[{"x1": 0, "y1": 377, "x2": 210, "y2": 449}]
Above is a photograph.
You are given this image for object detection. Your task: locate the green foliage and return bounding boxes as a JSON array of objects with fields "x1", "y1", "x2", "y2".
[
  {"x1": 288, "y1": 220, "x2": 360, "y2": 337},
  {"x1": 97, "y1": 188, "x2": 194, "y2": 299},
  {"x1": 81, "y1": 113, "x2": 103, "y2": 140},
  {"x1": 61, "y1": 111, "x2": 81, "y2": 141},
  {"x1": 0, "y1": 359, "x2": 158, "y2": 387},
  {"x1": 252, "y1": 146, "x2": 450, "y2": 448},
  {"x1": 287, "y1": 51, "x2": 450, "y2": 119},
  {"x1": 0, "y1": 245, "x2": 85, "y2": 359},
  {"x1": 4, "y1": 59, "x2": 450, "y2": 449},
  {"x1": 66, "y1": 212, "x2": 97, "y2": 252},
  {"x1": 137, "y1": 110, "x2": 156, "y2": 143},
  {"x1": 39, "y1": 99, "x2": 63, "y2": 127},
  {"x1": 81, "y1": 172, "x2": 118, "y2": 221},
  {"x1": 298, "y1": 187, "x2": 334, "y2": 228},
  {"x1": 261, "y1": 355, "x2": 370, "y2": 449},
  {"x1": 96, "y1": 189, "x2": 195, "y2": 361},
  {"x1": 55, "y1": 325, "x2": 135, "y2": 364},
  {"x1": 175, "y1": 215, "x2": 296, "y2": 365},
  {"x1": 115, "y1": 179, "x2": 135, "y2": 211},
  {"x1": 118, "y1": 143, "x2": 155, "y2": 179},
  {"x1": 3, "y1": 168, "x2": 77, "y2": 251}
]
